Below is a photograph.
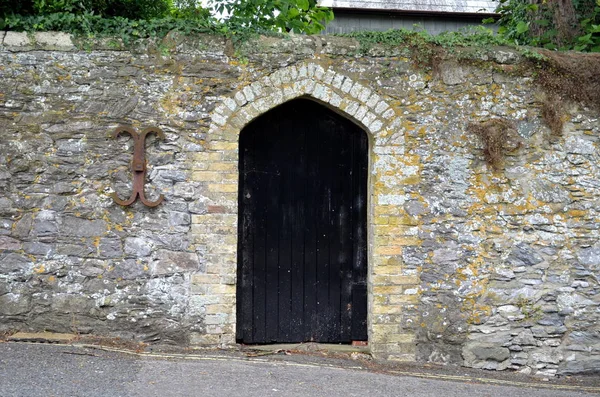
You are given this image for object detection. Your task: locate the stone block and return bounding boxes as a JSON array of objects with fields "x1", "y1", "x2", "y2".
[
  {"x1": 0, "y1": 293, "x2": 31, "y2": 315},
  {"x1": 463, "y1": 343, "x2": 510, "y2": 363},
  {"x1": 61, "y1": 217, "x2": 107, "y2": 238},
  {"x1": 124, "y1": 237, "x2": 152, "y2": 257},
  {"x1": 151, "y1": 250, "x2": 200, "y2": 275},
  {"x1": 34, "y1": 32, "x2": 74, "y2": 50},
  {"x1": 0, "y1": 236, "x2": 21, "y2": 251},
  {"x1": 3, "y1": 31, "x2": 31, "y2": 48}
]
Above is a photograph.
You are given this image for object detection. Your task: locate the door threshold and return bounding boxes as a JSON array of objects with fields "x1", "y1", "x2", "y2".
[{"x1": 240, "y1": 342, "x2": 369, "y2": 354}]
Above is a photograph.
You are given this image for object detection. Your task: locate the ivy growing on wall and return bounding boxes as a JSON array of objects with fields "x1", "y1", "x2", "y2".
[
  {"x1": 491, "y1": 0, "x2": 600, "y2": 52},
  {"x1": 0, "y1": 0, "x2": 333, "y2": 41}
]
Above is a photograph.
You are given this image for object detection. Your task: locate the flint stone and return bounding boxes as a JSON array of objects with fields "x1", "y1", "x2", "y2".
[
  {"x1": 34, "y1": 220, "x2": 59, "y2": 236},
  {"x1": 151, "y1": 250, "x2": 199, "y2": 275},
  {"x1": 557, "y1": 293, "x2": 595, "y2": 311},
  {"x1": 560, "y1": 356, "x2": 600, "y2": 375},
  {"x1": 51, "y1": 294, "x2": 91, "y2": 314},
  {"x1": 537, "y1": 314, "x2": 563, "y2": 327},
  {"x1": 23, "y1": 242, "x2": 54, "y2": 256},
  {"x1": 565, "y1": 136, "x2": 596, "y2": 155},
  {"x1": 168, "y1": 211, "x2": 191, "y2": 226},
  {"x1": 531, "y1": 348, "x2": 562, "y2": 364},
  {"x1": 0, "y1": 197, "x2": 16, "y2": 216},
  {"x1": 124, "y1": 237, "x2": 152, "y2": 257},
  {"x1": 440, "y1": 62, "x2": 466, "y2": 85},
  {"x1": 61, "y1": 216, "x2": 107, "y2": 237},
  {"x1": 463, "y1": 343, "x2": 510, "y2": 362},
  {"x1": 508, "y1": 243, "x2": 543, "y2": 266},
  {"x1": 0, "y1": 293, "x2": 31, "y2": 315},
  {"x1": 57, "y1": 243, "x2": 94, "y2": 257},
  {"x1": 404, "y1": 200, "x2": 427, "y2": 216},
  {"x1": 577, "y1": 244, "x2": 600, "y2": 266},
  {"x1": 13, "y1": 214, "x2": 34, "y2": 238},
  {"x1": 80, "y1": 259, "x2": 106, "y2": 277},
  {"x1": 0, "y1": 236, "x2": 21, "y2": 251},
  {"x1": 98, "y1": 238, "x2": 123, "y2": 258},
  {"x1": 529, "y1": 180, "x2": 569, "y2": 203},
  {"x1": 110, "y1": 259, "x2": 146, "y2": 280},
  {"x1": 432, "y1": 244, "x2": 460, "y2": 264},
  {"x1": 0, "y1": 253, "x2": 32, "y2": 273},
  {"x1": 493, "y1": 50, "x2": 520, "y2": 64},
  {"x1": 513, "y1": 329, "x2": 537, "y2": 346}
]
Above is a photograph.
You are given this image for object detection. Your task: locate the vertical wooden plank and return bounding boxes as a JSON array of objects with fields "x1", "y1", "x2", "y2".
[
  {"x1": 338, "y1": 127, "x2": 356, "y2": 342},
  {"x1": 248, "y1": 124, "x2": 269, "y2": 343},
  {"x1": 264, "y1": 118, "x2": 281, "y2": 343},
  {"x1": 238, "y1": 130, "x2": 254, "y2": 342},
  {"x1": 289, "y1": 110, "x2": 306, "y2": 342},
  {"x1": 303, "y1": 105, "x2": 318, "y2": 342},
  {"x1": 328, "y1": 116, "x2": 350, "y2": 342},
  {"x1": 351, "y1": 128, "x2": 369, "y2": 341},
  {"x1": 277, "y1": 112, "x2": 293, "y2": 341},
  {"x1": 315, "y1": 110, "x2": 333, "y2": 342}
]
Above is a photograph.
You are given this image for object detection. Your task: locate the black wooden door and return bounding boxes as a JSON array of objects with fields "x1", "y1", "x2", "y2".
[{"x1": 237, "y1": 98, "x2": 368, "y2": 344}]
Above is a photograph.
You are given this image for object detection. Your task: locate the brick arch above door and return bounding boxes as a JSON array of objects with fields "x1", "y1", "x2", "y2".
[{"x1": 207, "y1": 62, "x2": 402, "y2": 150}]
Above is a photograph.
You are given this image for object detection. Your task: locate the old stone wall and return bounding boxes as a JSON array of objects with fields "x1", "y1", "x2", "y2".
[{"x1": 0, "y1": 31, "x2": 598, "y2": 376}]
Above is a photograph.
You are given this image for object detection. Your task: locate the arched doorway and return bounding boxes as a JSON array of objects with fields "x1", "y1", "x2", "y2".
[{"x1": 237, "y1": 98, "x2": 368, "y2": 344}]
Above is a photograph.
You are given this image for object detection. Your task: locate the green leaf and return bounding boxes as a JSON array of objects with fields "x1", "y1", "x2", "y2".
[
  {"x1": 516, "y1": 21, "x2": 529, "y2": 34},
  {"x1": 297, "y1": 0, "x2": 309, "y2": 11}
]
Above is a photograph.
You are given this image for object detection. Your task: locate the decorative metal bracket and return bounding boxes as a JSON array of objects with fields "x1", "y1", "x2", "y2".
[{"x1": 111, "y1": 125, "x2": 165, "y2": 207}]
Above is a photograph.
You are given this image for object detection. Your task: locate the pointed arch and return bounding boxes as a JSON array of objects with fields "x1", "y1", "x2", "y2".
[{"x1": 207, "y1": 62, "x2": 399, "y2": 146}]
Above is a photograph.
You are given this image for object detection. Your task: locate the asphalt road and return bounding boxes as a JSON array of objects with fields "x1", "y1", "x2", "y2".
[{"x1": 0, "y1": 343, "x2": 598, "y2": 397}]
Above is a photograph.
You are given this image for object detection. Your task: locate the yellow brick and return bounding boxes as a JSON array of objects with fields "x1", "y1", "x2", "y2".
[
  {"x1": 209, "y1": 162, "x2": 237, "y2": 171},
  {"x1": 373, "y1": 225, "x2": 412, "y2": 236},
  {"x1": 192, "y1": 274, "x2": 220, "y2": 284},
  {"x1": 388, "y1": 216, "x2": 419, "y2": 226},
  {"x1": 373, "y1": 294, "x2": 389, "y2": 305},
  {"x1": 190, "y1": 334, "x2": 220, "y2": 345},
  {"x1": 205, "y1": 264, "x2": 233, "y2": 275},
  {"x1": 390, "y1": 236, "x2": 422, "y2": 246},
  {"x1": 205, "y1": 304, "x2": 234, "y2": 314},
  {"x1": 374, "y1": 205, "x2": 402, "y2": 216},
  {"x1": 371, "y1": 342, "x2": 416, "y2": 356},
  {"x1": 374, "y1": 216, "x2": 389, "y2": 225},
  {"x1": 208, "y1": 184, "x2": 238, "y2": 193},
  {"x1": 371, "y1": 324, "x2": 400, "y2": 337},
  {"x1": 192, "y1": 152, "x2": 224, "y2": 161},
  {"x1": 375, "y1": 246, "x2": 403, "y2": 256},
  {"x1": 206, "y1": 242, "x2": 237, "y2": 254},
  {"x1": 373, "y1": 265, "x2": 403, "y2": 275},
  {"x1": 400, "y1": 175, "x2": 420, "y2": 185},
  {"x1": 389, "y1": 294, "x2": 419, "y2": 305},
  {"x1": 373, "y1": 285, "x2": 405, "y2": 295},
  {"x1": 372, "y1": 274, "x2": 419, "y2": 285},
  {"x1": 192, "y1": 214, "x2": 236, "y2": 225},
  {"x1": 372, "y1": 304, "x2": 405, "y2": 315},
  {"x1": 192, "y1": 171, "x2": 221, "y2": 181},
  {"x1": 207, "y1": 284, "x2": 236, "y2": 294},
  {"x1": 209, "y1": 142, "x2": 237, "y2": 151}
]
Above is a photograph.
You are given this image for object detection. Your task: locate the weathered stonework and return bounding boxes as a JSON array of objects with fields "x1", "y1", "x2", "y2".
[{"x1": 0, "y1": 32, "x2": 599, "y2": 376}]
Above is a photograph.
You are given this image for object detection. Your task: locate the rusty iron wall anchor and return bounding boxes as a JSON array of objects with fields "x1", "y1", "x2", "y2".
[{"x1": 111, "y1": 125, "x2": 165, "y2": 207}]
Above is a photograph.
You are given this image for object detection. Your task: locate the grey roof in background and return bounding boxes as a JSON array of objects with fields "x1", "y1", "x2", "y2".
[{"x1": 318, "y1": 0, "x2": 499, "y2": 14}]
